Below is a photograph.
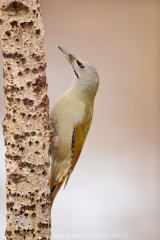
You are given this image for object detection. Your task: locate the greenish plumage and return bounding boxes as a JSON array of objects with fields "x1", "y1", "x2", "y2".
[{"x1": 50, "y1": 47, "x2": 99, "y2": 204}]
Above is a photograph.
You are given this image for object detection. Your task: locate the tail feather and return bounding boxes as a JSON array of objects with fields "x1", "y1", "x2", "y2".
[
  {"x1": 64, "y1": 169, "x2": 72, "y2": 189},
  {"x1": 51, "y1": 175, "x2": 67, "y2": 205}
]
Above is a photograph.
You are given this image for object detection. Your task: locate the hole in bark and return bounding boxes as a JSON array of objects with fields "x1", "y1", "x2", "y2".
[
  {"x1": 32, "y1": 68, "x2": 38, "y2": 74},
  {"x1": 28, "y1": 140, "x2": 33, "y2": 146},
  {"x1": 32, "y1": 53, "x2": 42, "y2": 62},
  {"x1": 4, "y1": 2, "x2": 29, "y2": 13},
  {"x1": 9, "y1": 173, "x2": 26, "y2": 183},
  {"x1": 6, "y1": 113, "x2": 11, "y2": 119},
  {"x1": 20, "y1": 112, "x2": 25, "y2": 117},
  {"x1": 19, "y1": 147, "x2": 25, "y2": 152},
  {"x1": 37, "y1": 222, "x2": 49, "y2": 228},
  {"x1": 25, "y1": 68, "x2": 30, "y2": 74},
  {"x1": 10, "y1": 21, "x2": 18, "y2": 28},
  {"x1": 32, "y1": 212, "x2": 36, "y2": 218},
  {"x1": 20, "y1": 57, "x2": 26, "y2": 64},
  {"x1": 42, "y1": 143, "x2": 46, "y2": 149},
  {"x1": 23, "y1": 98, "x2": 34, "y2": 106},
  {"x1": 42, "y1": 170, "x2": 46, "y2": 176},
  {"x1": 39, "y1": 65, "x2": 45, "y2": 71},
  {"x1": 16, "y1": 98, "x2": 21, "y2": 103},
  {"x1": 32, "y1": 76, "x2": 47, "y2": 93},
  {"x1": 14, "y1": 229, "x2": 20, "y2": 234},
  {"x1": 41, "y1": 193, "x2": 45, "y2": 197},
  {"x1": 5, "y1": 31, "x2": 11, "y2": 37},
  {"x1": 35, "y1": 151, "x2": 40, "y2": 154},
  {"x1": 45, "y1": 161, "x2": 50, "y2": 167},
  {"x1": 20, "y1": 21, "x2": 33, "y2": 28},
  {"x1": 13, "y1": 155, "x2": 21, "y2": 161},
  {"x1": 21, "y1": 204, "x2": 36, "y2": 211},
  {"x1": 27, "y1": 81, "x2": 32, "y2": 87},
  {"x1": 35, "y1": 29, "x2": 40, "y2": 35},
  {"x1": 18, "y1": 71, "x2": 22, "y2": 76},
  {"x1": 6, "y1": 230, "x2": 12, "y2": 236},
  {"x1": 7, "y1": 201, "x2": 14, "y2": 209}
]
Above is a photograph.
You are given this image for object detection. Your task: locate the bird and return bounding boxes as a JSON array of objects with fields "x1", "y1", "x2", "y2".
[{"x1": 49, "y1": 46, "x2": 99, "y2": 205}]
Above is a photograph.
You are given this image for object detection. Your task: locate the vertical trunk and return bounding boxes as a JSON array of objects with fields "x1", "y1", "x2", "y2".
[{"x1": 0, "y1": 0, "x2": 51, "y2": 239}]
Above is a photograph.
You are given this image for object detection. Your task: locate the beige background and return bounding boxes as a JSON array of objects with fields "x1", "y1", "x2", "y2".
[{"x1": 0, "y1": 0, "x2": 160, "y2": 239}]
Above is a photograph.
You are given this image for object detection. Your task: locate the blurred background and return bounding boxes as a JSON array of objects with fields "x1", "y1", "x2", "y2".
[{"x1": 0, "y1": 0, "x2": 160, "y2": 239}]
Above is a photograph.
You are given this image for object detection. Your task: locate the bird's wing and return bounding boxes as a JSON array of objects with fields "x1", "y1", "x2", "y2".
[
  {"x1": 64, "y1": 103, "x2": 93, "y2": 188},
  {"x1": 50, "y1": 103, "x2": 93, "y2": 204}
]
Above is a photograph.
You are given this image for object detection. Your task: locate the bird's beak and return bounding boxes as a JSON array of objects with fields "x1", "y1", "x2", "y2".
[{"x1": 58, "y1": 46, "x2": 76, "y2": 62}]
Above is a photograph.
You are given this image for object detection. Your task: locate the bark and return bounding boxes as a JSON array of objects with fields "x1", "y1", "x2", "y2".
[{"x1": 0, "y1": 0, "x2": 51, "y2": 239}]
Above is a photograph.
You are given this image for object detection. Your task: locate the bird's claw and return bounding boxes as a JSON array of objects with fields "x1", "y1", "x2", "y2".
[
  {"x1": 42, "y1": 118, "x2": 54, "y2": 138},
  {"x1": 43, "y1": 129, "x2": 54, "y2": 138},
  {"x1": 43, "y1": 118, "x2": 54, "y2": 128}
]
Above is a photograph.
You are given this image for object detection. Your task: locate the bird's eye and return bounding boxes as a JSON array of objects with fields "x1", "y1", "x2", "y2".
[
  {"x1": 77, "y1": 60, "x2": 85, "y2": 69},
  {"x1": 80, "y1": 65, "x2": 85, "y2": 69}
]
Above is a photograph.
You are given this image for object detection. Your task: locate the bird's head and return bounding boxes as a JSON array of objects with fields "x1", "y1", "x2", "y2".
[{"x1": 58, "y1": 46, "x2": 99, "y2": 100}]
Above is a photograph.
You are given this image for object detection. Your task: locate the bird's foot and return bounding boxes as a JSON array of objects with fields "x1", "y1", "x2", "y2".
[{"x1": 42, "y1": 118, "x2": 54, "y2": 138}]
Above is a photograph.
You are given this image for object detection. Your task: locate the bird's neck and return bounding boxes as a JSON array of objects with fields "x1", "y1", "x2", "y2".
[{"x1": 69, "y1": 78, "x2": 97, "y2": 103}]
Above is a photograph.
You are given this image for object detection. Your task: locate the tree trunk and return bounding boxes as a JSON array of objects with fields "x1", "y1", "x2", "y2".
[{"x1": 0, "y1": 0, "x2": 51, "y2": 239}]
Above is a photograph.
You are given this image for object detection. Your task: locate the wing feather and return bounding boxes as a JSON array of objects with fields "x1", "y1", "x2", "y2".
[
  {"x1": 50, "y1": 103, "x2": 93, "y2": 204},
  {"x1": 64, "y1": 104, "x2": 93, "y2": 187}
]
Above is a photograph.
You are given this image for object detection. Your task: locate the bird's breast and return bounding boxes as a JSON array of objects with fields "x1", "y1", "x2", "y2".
[{"x1": 50, "y1": 95, "x2": 86, "y2": 159}]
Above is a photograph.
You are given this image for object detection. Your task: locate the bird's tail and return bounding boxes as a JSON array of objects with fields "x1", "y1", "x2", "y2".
[{"x1": 51, "y1": 175, "x2": 67, "y2": 205}]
